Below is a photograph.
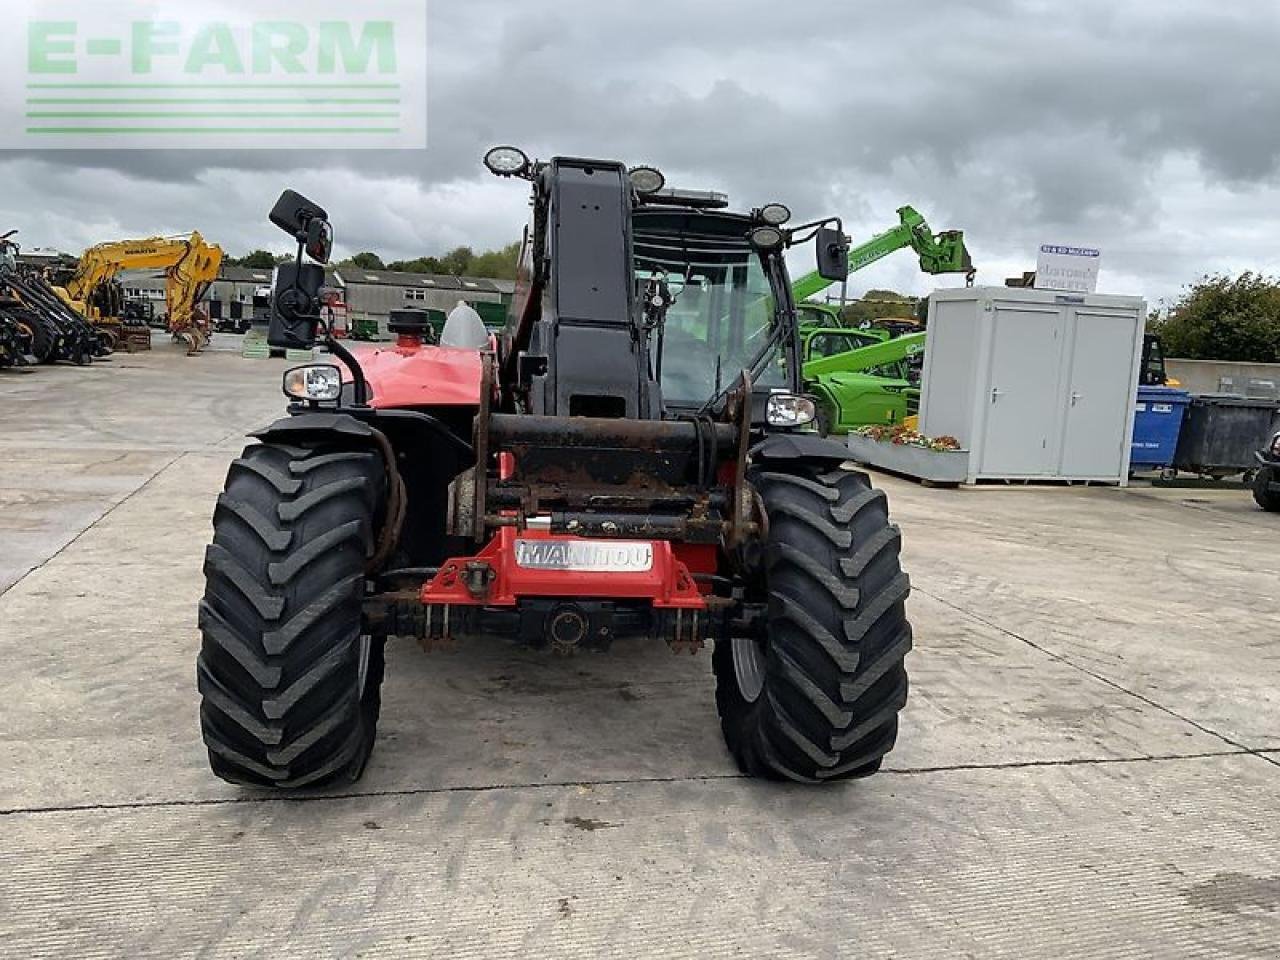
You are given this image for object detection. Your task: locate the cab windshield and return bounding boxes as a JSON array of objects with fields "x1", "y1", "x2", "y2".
[{"x1": 633, "y1": 212, "x2": 787, "y2": 407}]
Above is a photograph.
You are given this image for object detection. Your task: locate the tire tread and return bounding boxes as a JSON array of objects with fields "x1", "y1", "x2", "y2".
[
  {"x1": 197, "y1": 442, "x2": 385, "y2": 789},
  {"x1": 714, "y1": 466, "x2": 912, "y2": 782}
]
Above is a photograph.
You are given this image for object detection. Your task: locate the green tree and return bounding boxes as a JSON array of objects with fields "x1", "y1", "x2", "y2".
[
  {"x1": 838, "y1": 289, "x2": 919, "y2": 327},
  {"x1": 385, "y1": 256, "x2": 444, "y2": 274},
  {"x1": 371, "y1": 242, "x2": 519, "y2": 280},
  {"x1": 227, "y1": 249, "x2": 287, "y2": 269},
  {"x1": 469, "y1": 242, "x2": 521, "y2": 281},
  {"x1": 338, "y1": 251, "x2": 386, "y2": 271},
  {"x1": 1152, "y1": 273, "x2": 1280, "y2": 362},
  {"x1": 439, "y1": 246, "x2": 475, "y2": 277},
  {"x1": 914, "y1": 293, "x2": 931, "y2": 325}
]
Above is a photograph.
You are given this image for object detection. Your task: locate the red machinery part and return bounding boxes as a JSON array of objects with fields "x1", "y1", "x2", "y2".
[
  {"x1": 338, "y1": 340, "x2": 483, "y2": 408},
  {"x1": 421, "y1": 527, "x2": 709, "y2": 610}
]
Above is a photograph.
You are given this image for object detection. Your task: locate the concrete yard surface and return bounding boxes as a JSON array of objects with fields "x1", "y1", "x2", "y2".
[{"x1": 1, "y1": 339, "x2": 1278, "y2": 958}]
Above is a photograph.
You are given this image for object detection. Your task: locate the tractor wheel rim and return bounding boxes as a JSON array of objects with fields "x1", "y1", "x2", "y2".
[{"x1": 731, "y1": 636, "x2": 766, "y2": 704}]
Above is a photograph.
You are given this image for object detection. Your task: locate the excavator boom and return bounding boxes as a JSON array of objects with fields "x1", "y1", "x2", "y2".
[{"x1": 59, "y1": 233, "x2": 224, "y2": 351}]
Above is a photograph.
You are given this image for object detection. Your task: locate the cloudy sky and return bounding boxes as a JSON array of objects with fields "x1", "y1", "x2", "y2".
[{"x1": 5, "y1": 0, "x2": 1280, "y2": 306}]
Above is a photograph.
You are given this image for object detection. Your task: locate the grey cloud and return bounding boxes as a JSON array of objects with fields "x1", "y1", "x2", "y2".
[{"x1": 3, "y1": 0, "x2": 1280, "y2": 300}]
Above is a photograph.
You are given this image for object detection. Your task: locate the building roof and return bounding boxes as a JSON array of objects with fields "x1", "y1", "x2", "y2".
[
  {"x1": 96, "y1": 265, "x2": 274, "y2": 285},
  {"x1": 216, "y1": 265, "x2": 340, "y2": 285},
  {"x1": 16, "y1": 249, "x2": 75, "y2": 265},
  {"x1": 333, "y1": 268, "x2": 506, "y2": 294},
  {"x1": 219, "y1": 265, "x2": 277, "y2": 284}
]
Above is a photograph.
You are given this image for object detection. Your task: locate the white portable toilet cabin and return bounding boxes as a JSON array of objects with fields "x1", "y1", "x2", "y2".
[{"x1": 918, "y1": 287, "x2": 1146, "y2": 485}]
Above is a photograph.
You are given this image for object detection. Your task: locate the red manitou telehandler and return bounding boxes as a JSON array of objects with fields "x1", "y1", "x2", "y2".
[{"x1": 196, "y1": 148, "x2": 913, "y2": 787}]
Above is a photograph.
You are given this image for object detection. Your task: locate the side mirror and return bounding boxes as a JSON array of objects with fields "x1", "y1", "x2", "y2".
[
  {"x1": 268, "y1": 262, "x2": 326, "y2": 350},
  {"x1": 815, "y1": 227, "x2": 849, "y2": 282},
  {"x1": 269, "y1": 190, "x2": 330, "y2": 238},
  {"x1": 304, "y1": 218, "x2": 333, "y2": 264}
]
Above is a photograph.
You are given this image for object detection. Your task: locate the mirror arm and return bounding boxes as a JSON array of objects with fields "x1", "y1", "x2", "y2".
[
  {"x1": 287, "y1": 236, "x2": 306, "y2": 298},
  {"x1": 321, "y1": 320, "x2": 371, "y2": 407},
  {"x1": 297, "y1": 232, "x2": 370, "y2": 407},
  {"x1": 268, "y1": 192, "x2": 361, "y2": 401},
  {"x1": 280, "y1": 231, "x2": 370, "y2": 406},
  {"x1": 787, "y1": 216, "x2": 844, "y2": 247}
]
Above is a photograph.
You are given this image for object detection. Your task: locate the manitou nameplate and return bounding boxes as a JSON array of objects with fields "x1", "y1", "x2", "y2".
[{"x1": 513, "y1": 540, "x2": 655, "y2": 573}]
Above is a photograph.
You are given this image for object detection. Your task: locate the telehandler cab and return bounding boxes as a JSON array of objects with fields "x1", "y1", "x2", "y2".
[{"x1": 197, "y1": 149, "x2": 913, "y2": 787}]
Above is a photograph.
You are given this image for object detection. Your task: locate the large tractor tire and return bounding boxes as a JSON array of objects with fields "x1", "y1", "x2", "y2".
[
  {"x1": 714, "y1": 466, "x2": 912, "y2": 782},
  {"x1": 1254, "y1": 466, "x2": 1280, "y2": 512},
  {"x1": 12, "y1": 308, "x2": 57, "y2": 363},
  {"x1": 198, "y1": 441, "x2": 387, "y2": 788}
]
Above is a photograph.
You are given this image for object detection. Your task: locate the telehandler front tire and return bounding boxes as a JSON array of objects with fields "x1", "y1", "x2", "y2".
[
  {"x1": 197, "y1": 441, "x2": 387, "y2": 788},
  {"x1": 714, "y1": 466, "x2": 912, "y2": 782}
]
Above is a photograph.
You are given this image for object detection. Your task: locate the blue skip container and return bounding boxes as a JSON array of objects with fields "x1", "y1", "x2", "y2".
[{"x1": 1131, "y1": 385, "x2": 1191, "y2": 470}]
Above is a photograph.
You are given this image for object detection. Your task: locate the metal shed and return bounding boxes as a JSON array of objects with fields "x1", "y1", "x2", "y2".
[{"x1": 335, "y1": 269, "x2": 507, "y2": 334}]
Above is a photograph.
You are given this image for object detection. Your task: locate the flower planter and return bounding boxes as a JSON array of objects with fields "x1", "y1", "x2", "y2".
[{"x1": 846, "y1": 433, "x2": 970, "y2": 485}]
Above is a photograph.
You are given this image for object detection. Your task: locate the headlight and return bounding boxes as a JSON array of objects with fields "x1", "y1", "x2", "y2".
[
  {"x1": 759, "y1": 203, "x2": 792, "y2": 226},
  {"x1": 766, "y1": 393, "x2": 817, "y2": 428},
  {"x1": 1271, "y1": 432, "x2": 1280, "y2": 457},
  {"x1": 749, "y1": 226, "x2": 786, "y2": 250},
  {"x1": 629, "y1": 165, "x2": 666, "y2": 195},
  {"x1": 283, "y1": 364, "x2": 342, "y2": 402},
  {"x1": 483, "y1": 145, "x2": 530, "y2": 177}
]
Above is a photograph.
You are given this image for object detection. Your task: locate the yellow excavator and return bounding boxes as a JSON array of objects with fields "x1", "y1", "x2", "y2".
[{"x1": 56, "y1": 233, "x2": 223, "y2": 354}]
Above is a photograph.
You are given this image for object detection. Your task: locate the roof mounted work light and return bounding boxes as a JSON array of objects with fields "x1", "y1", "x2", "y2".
[
  {"x1": 749, "y1": 225, "x2": 786, "y2": 250},
  {"x1": 629, "y1": 165, "x2": 666, "y2": 195},
  {"x1": 758, "y1": 203, "x2": 792, "y2": 226},
  {"x1": 484, "y1": 145, "x2": 531, "y2": 178}
]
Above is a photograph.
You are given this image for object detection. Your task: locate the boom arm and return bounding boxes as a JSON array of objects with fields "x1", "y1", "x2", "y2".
[
  {"x1": 790, "y1": 205, "x2": 974, "y2": 304},
  {"x1": 802, "y1": 330, "x2": 927, "y2": 380}
]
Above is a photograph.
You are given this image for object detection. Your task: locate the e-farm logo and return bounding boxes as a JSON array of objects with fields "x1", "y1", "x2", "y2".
[{"x1": 3, "y1": 1, "x2": 426, "y2": 149}]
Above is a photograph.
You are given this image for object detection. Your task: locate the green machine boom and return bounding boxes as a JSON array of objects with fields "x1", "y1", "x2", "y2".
[
  {"x1": 803, "y1": 331, "x2": 927, "y2": 435},
  {"x1": 792, "y1": 205, "x2": 973, "y2": 433},
  {"x1": 793, "y1": 205, "x2": 974, "y2": 330},
  {"x1": 792, "y1": 204, "x2": 974, "y2": 306}
]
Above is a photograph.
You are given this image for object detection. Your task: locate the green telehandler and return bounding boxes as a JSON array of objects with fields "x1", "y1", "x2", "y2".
[
  {"x1": 792, "y1": 205, "x2": 973, "y2": 433},
  {"x1": 803, "y1": 332, "x2": 927, "y2": 436}
]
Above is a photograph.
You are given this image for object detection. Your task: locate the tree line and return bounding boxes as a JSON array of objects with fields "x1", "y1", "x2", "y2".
[
  {"x1": 1148, "y1": 273, "x2": 1280, "y2": 363},
  {"x1": 224, "y1": 243, "x2": 522, "y2": 281}
]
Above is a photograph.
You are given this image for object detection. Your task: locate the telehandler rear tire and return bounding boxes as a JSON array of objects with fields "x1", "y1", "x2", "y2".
[
  {"x1": 197, "y1": 441, "x2": 387, "y2": 788},
  {"x1": 1254, "y1": 466, "x2": 1280, "y2": 512},
  {"x1": 714, "y1": 466, "x2": 911, "y2": 782}
]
